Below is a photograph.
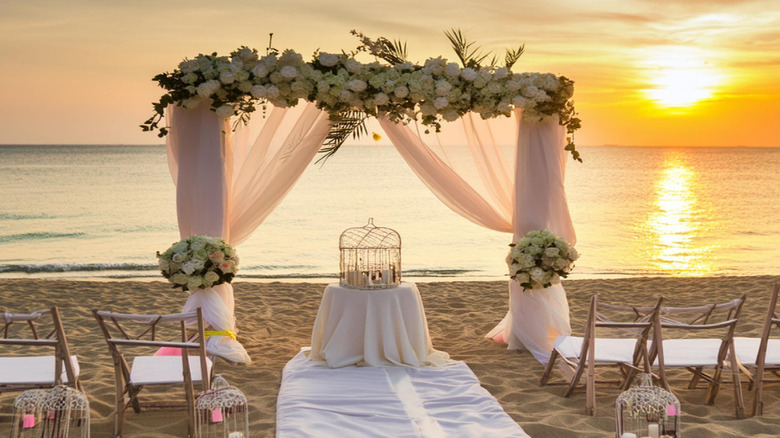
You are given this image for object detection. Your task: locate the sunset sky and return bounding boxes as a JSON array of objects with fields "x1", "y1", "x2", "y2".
[{"x1": 1, "y1": 0, "x2": 778, "y2": 147}]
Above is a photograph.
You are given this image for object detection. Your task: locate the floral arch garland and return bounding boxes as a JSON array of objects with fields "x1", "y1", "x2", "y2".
[{"x1": 142, "y1": 32, "x2": 582, "y2": 162}]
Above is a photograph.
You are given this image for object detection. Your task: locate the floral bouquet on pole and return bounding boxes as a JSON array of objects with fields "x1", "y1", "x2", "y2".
[
  {"x1": 506, "y1": 230, "x2": 578, "y2": 290},
  {"x1": 157, "y1": 235, "x2": 239, "y2": 292}
]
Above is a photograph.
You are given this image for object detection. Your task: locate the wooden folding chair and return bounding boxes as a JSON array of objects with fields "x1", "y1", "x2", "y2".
[
  {"x1": 651, "y1": 294, "x2": 748, "y2": 419},
  {"x1": 733, "y1": 283, "x2": 780, "y2": 416},
  {"x1": 92, "y1": 307, "x2": 213, "y2": 438},
  {"x1": 541, "y1": 295, "x2": 664, "y2": 415},
  {"x1": 0, "y1": 306, "x2": 81, "y2": 393}
]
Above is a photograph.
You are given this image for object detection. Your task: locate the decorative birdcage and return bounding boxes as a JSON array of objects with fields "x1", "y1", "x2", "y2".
[
  {"x1": 195, "y1": 375, "x2": 249, "y2": 438},
  {"x1": 615, "y1": 374, "x2": 681, "y2": 438},
  {"x1": 11, "y1": 389, "x2": 48, "y2": 438},
  {"x1": 39, "y1": 385, "x2": 90, "y2": 438},
  {"x1": 339, "y1": 218, "x2": 401, "y2": 289}
]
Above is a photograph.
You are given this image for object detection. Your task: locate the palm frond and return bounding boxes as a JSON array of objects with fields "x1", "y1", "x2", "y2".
[
  {"x1": 350, "y1": 30, "x2": 408, "y2": 65},
  {"x1": 505, "y1": 45, "x2": 525, "y2": 71},
  {"x1": 316, "y1": 110, "x2": 369, "y2": 164},
  {"x1": 444, "y1": 28, "x2": 493, "y2": 69}
]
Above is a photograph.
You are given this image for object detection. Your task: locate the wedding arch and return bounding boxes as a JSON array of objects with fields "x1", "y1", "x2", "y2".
[{"x1": 146, "y1": 32, "x2": 581, "y2": 364}]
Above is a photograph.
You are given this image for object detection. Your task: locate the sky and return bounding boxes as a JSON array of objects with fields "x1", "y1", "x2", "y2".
[{"x1": 1, "y1": 0, "x2": 778, "y2": 147}]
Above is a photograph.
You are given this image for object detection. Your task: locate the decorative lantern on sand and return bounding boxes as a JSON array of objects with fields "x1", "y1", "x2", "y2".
[
  {"x1": 11, "y1": 389, "x2": 47, "y2": 438},
  {"x1": 196, "y1": 375, "x2": 249, "y2": 438},
  {"x1": 39, "y1": 385, "x2": 90, "y2": 438},
  {"x1": 615, "y1": 374, "x2": 680, "y2": 438},
  {"x1": 339, "y1": 218, "x2": 401, "y2": 289}
]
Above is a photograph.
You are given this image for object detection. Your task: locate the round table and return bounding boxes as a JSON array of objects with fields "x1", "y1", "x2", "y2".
[{"x1": 309, "y1": 282, "x2": 449, "y2": 368}]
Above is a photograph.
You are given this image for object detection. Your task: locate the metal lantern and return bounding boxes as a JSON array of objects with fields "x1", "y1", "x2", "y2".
[
  {"x1": 11, "y1": 389, "x2": 48, "y2": 438},
  {"x1": 39, "y1": 385, "x2": 90, "y2": 438},
  {"x1": 339, "y1": 218, "x2": 401, "y2": 289},
  {"x1": 615, "y1": 375, "x2": 680, "y2": 438},
  {"x1": 195, "y1": 375, "x2": 249, "y2": 438}
]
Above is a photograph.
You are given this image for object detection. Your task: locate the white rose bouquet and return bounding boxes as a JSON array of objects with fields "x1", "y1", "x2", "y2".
[
  {"x1": 157, "y1": 235, "x2": 239, "y2": 292},
  {"x1": 506, "y1": 229, "x2": 578, "y2": 290}
]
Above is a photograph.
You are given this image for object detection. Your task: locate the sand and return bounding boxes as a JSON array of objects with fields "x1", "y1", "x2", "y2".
[{"x1": 1, "y1": 276, "x2": 779, "y2": 437}]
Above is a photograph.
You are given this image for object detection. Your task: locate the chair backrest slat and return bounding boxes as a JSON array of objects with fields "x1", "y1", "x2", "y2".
[{"x1": 0, "y1": 307, "x2": 80, "y2": 391}]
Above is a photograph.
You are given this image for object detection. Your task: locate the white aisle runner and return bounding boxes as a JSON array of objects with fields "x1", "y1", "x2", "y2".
[{"x1": 277, "y1": 348, "x2": 530, "y2": 438}]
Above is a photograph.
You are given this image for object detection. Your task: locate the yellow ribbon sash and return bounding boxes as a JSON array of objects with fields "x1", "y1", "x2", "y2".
[{"x1": 204, "y1": 330, "x2": 236, "y2": 341}]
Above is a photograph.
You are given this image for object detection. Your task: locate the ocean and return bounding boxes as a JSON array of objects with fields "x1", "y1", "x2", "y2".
[{"x1": 1, "y1": 144, "x2": 779, "y2": 282}]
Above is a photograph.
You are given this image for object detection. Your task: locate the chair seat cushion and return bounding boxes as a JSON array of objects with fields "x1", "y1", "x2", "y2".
[
  {"x1": 733, "y1": 337, "x2": 780, "y2": 366},
  {"x1": 0, "y1": 355, "x2": 80, "y2": 385},
  {"x1": 654, "y1": 338, "x2": 723, "y2": 367},
  {"x1": 554, "y1": 336, "x2": 639, "y2": 363},
  {"x1": 129, "y1": 355, "x2": 213, "y2": 386}
]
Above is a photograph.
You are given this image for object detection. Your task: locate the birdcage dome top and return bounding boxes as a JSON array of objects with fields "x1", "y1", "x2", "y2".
[
  {"x1": 339, "y1": 218, "x2": 401, "y2": 250},
  {"x1": 616, "y1": 374, "x2": 680, "y2": 418}
]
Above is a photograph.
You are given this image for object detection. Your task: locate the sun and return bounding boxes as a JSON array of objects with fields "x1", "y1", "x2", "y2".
[{"x1": 640, "y1": 47, "x2": 724, "y2": 108}]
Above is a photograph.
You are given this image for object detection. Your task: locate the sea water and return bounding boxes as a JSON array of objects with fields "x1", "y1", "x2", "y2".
[{"x1": 1, "y1": 144, "x2": 779, "y2": 281}]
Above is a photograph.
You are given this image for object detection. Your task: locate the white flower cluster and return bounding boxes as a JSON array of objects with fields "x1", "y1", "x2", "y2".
[
  {"x1": 157, "y1": 235, "x2": 239, "y2": 292},
  {"x1": 151, "y1": 46, "x2": 575, "y2": 130},
  {"x1": 506, "y1": 230, "x2": 579, "y2": 290}
]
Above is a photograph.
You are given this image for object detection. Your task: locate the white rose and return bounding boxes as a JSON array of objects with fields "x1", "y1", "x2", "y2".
[
  {"x1": 529, "y1": 267, "x2": 546, "y2": 284},
  {"x1": 265, "y1": 85, "x2": 280, "y2": 98},
  {"x1": 568, "y1": 246, "x2": 579, "y2": 261},
  {"x1": 553, "y1": 258, "x2": 569, "y2": 270},
  {"x1": 433, "y1": 97, "x2": 448, "y2": 109},
  {"x1": 493, "y1": 67, "x2": 509, "y2": 80},
  {"x1": 347, "y1": 79, "x2": 367, "y2": 92},
  {"x1": 172, "y1": 252, "x2": 187, "y2": 263},
  {"x1": 393, "y1": 86, "x2": 409, "y2": 98},
  {"x1": 374, "y1": 92, "x2": 389, "y2": 105},
  {"x1": 182, "y1": 72, "x2": 198, "y2": 84},
  {"x1": 179, "y1": 59, "x2": 199, "y2": 74},
  {"x1": 460, "y1": 68, "x2": 478, "y2": 81},
  {"x1": 187, "y1": 276, "x2": 203, "y2": 290},
  {"x1": 170, "y1": 273, "x2": 188, "y2": 285},
  {"x1": 219, "y1": 71, "x2": 235, "y2": 84},
  {"x1": 445, "y1": 63, "x2": 460, "y2": 77},
  {"x1": 419, "y1": 102, "x2": 436, "y2": 117},
  {"x1": 204, "y1": 271, "x2": 220, "y2": 285},
  {"x1": 181, "y1": 262, "x2": 197, "y2": 275},
  {"x1": 516, "y1": 272, "x2": 531, "y2": 284},
  {"x1": 251, "y1": 64, "x2": 269, "y2": 78},
  {"x1": 196, "y1": 80, "x2": 220, "y2": 98},
  {"x1": 280, "y1": 66, "x2": 298, "y2": 79},
  {"x1": 544, "y1": 247, "x2": 560, "y2": 258},
  {"x1": 345, "y1": 59, "x2": 362, "y2": 73},
  {"x1": 443, "y1": 109, "x2": 459, "y2": 121},
  {"x1": 250, "y1": 85, "x2": 266, "y2": 98},
  {"x1": 215, "y1": 105, "x2": 234, "y2": 118},
  {"x1": 158, "y1": 258, "x2": 170, "y2": 271},
  {"x1": 318, "y1": 53, "x2": 339, "y2": 67}
]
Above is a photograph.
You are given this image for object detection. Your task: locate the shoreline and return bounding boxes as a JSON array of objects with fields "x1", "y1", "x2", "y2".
[{"x1": 2, "y1": 276, "x2": 779, "y2": 437}]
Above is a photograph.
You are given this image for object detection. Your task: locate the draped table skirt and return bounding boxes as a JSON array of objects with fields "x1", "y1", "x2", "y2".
[{"x1": 309, "y1": 283, "x2": 449, "y2": 368}]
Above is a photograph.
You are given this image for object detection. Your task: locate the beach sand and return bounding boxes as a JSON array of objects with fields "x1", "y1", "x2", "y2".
[{"x1": 2, "y1": 276, "x2": 779, "y2": 437}]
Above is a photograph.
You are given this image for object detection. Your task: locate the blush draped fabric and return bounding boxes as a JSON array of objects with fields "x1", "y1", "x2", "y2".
[
  {"x1": 166, "y1": 102, "x2": 332, "y2": 363},
  {"x1": 379, "y1": 110, "x2": 575, "y2": 363}
]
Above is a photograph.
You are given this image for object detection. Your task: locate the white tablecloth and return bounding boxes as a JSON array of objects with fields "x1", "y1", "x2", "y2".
[{"x1": 309, "y1": 283, "x2": 450, "y2": 368}]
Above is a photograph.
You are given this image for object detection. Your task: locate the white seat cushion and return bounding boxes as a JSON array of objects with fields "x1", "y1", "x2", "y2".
[
  {"x1": 734, "y1": 337, "x2": 780, "y2": 366},
  {"x1": 129, "y1": 355, "x2": 212, "y2": 386},
  {"x1": 0, "y1": 355, "x2": 80, "y2": 385},
  {"x1": 654, "y1": 338, "x2": 724, "y2": 367},
  {"x1": 554, "y1": 336, "x2": 640, "y2": 363}
]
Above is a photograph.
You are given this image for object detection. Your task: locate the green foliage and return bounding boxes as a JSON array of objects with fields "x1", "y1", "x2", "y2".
[{"x1": 317, "y1": 110, "x2": 369, "y2": 164}]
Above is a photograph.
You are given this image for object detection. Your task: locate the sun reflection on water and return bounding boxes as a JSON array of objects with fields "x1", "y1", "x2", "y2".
[{"x1": 643, "y1": 155, "x2": 713, "y2": 276}]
